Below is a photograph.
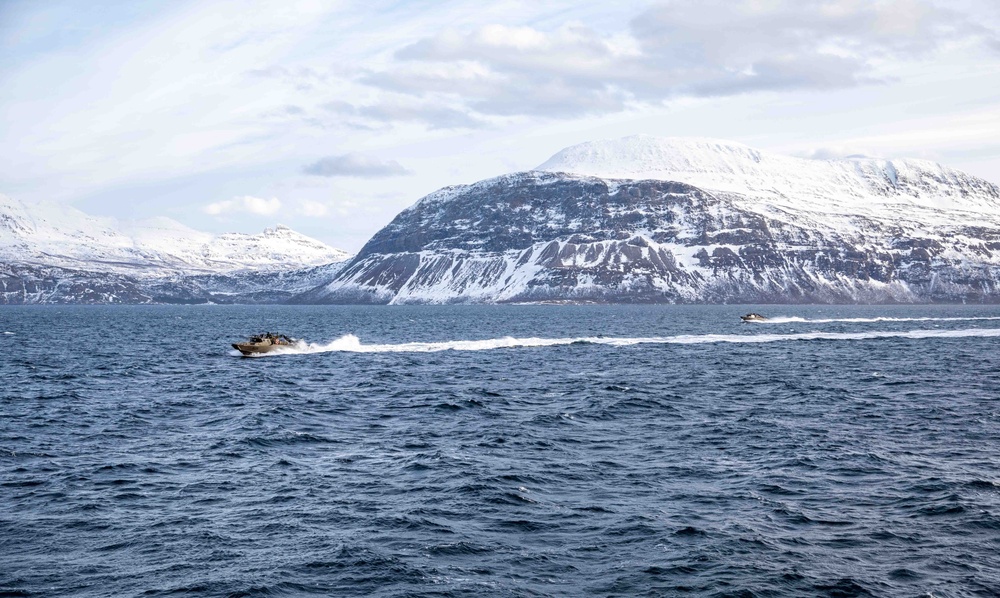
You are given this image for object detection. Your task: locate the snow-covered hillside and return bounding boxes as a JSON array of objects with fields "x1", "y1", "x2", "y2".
[
  {"x1": 0, "y1": 194, "x2": 349, "y2": 275},
  {"x1": 0, "y1": 194, "x2": 352, "y2": 303},
  {"x1": 298, "y1": 136, "x2": 1000, "y2": 304}
]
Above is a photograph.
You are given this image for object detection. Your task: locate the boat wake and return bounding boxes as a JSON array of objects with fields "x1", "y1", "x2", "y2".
[
  {"x1": 753, "y1": 316, "x2": 1000, "y2": 324},
  {"x1": 255, "y1": 327, "x2": 1000, "y2": 355}
]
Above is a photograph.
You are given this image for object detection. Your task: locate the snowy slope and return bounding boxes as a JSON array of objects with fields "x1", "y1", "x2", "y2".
[
  {"x1": 0, "y1": 193, "x2": 136, "y2": 261},
  {"x1": 536, "y1": 135, "x2": 1000, "y2": 223}
]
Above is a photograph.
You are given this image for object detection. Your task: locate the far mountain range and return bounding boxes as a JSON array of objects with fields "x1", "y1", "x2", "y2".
[
  {"x1": 0, "y1": 194, "x2": 350, "y2": 303},
  {"x1": 4, "y1": 136, "x2": 1000, "y2": 304}
]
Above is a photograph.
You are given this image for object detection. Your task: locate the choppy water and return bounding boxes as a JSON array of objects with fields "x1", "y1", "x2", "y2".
[{"x1": 2, "y1": 304, "x2": 999, "y2": 597}]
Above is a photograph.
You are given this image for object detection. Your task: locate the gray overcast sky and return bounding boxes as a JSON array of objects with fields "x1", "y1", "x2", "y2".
[{"x1": 2, "y1": 0, "x2": 999, "y2": 251}]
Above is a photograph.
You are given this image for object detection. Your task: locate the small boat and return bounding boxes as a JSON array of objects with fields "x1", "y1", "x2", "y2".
[
  {"x1": 232, "y1": 332, "x2": 296, "y2": 355},
  {"x1": 740, "y1": 313, "x2": 767, "y2": 322}
]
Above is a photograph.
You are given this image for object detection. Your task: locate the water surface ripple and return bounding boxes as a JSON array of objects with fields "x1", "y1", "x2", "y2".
[{"x1": 1, "y1": 305, "x2": 999, "y2": 596}]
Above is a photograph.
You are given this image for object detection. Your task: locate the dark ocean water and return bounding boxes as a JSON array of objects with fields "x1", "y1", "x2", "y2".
[{"x1": 2, "y1": 304, "x2": 1000, "y2": 597}]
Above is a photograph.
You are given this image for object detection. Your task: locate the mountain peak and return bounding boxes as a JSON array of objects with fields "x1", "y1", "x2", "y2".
[
  {"x1": 535, "y1": 135, "x2": 1000, "y2": 216},
  {"x1": 536, "y1": 135, "x2": 763, "y2": 178}
]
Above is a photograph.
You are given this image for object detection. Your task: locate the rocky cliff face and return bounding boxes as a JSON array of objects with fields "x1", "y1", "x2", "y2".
[{"x1": 298, "y1": 137, "x2": 1000, "y2": 304}]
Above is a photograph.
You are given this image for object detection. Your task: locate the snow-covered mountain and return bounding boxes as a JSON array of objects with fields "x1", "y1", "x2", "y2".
[
  {"x1": 298, "y1": 136, "x2": 1000, "y2": 304},
  {"x1": 0, "y1": 194, "x2": 351, "y2": 303},
  {"x1": 0, "y1": 194, "x2": 349, "y2": 274}
]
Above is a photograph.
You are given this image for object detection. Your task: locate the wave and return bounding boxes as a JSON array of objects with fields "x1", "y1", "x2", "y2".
[
  {"x1": 254, "y1": 327, "x2": 1000, "y2": 355},
  {"x1": 754, "y1": 316, "x2": 1000, "y2": 324}
]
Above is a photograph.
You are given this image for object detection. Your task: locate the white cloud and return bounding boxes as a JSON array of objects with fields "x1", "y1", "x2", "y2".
[
  {"x1": 303, "y1": 153, "x2": 412, "y2": 177},
  {"x1": 326, "y1": 98, "x2": 486, "y2": 130},
  {"x1": 798, "y1": 146, "x2": 878, "y2": 161},
  {"x1": 350, "y1": 0, "x2": 1000, "y2": 123},
  {"x1": 296, "y1": 199, "x2": 330, "y2": 217},
  {"x1": 203, "y1": 195, "x2": 282, "y2": 216}
]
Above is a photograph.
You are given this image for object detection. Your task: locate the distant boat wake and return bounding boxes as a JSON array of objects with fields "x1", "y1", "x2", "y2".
[
  {"x1": 254, "y1": 327, "x2": 1000, "y2": 355},
  {"x1": 754, "y1": 315, "x2": 1000, "y2": 324}
]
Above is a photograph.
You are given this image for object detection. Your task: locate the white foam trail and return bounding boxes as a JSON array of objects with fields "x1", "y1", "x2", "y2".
[
  {"x1": 258, "y1": 328, "x2": 1000, "y2": 355},
  {"x1": 755, "y1": 316, "x2": 1000, "y2": 324},
  {"x1": 2, "y1": 332, "x2": 13, "y2": 335}
]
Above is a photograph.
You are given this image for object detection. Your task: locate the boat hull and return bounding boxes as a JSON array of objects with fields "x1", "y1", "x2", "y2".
[{"x1": 232, "y1": 342, "x2": 283, "y2": 356}]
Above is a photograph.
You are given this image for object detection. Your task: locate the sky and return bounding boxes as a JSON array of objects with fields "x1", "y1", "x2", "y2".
[{"x1": 2, "y1": 0, "x2": 999, "y2": 252}]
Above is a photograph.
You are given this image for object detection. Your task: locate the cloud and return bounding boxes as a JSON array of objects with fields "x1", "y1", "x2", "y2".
[
  {"x1": 365, "y1": 23, "x2": 636, "y2": 119},
  {"x1": 295, "y1": 197, "x2": 367, "y2": 218},
  {"x1": 302, "y1": 153, "x2": 412, "y2": 177},
  {"x1": 625, "y1": 0, "x2": 975, "y2": 95},
  {"x1": 322, "y1": 98, "x2": 485, "y2": 130},
  {"x1": 798, "y1": 146, "x2": 877, "y2": 161},
  {"x1": 348, "y1": 0, "x2": 999, "y2": 122},
  {"x1": 203, "y1": 195, "x2": 282, "y2": 216},
  {"x1": 245, "y1": 65, "x2": 329, "y2": 90},
  {"x1": 4, "y1": 0, "x2": 1000, "y2": 217},
  {"x1": 296, "y1": 199, "x2": 330, "y2": 217}
]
